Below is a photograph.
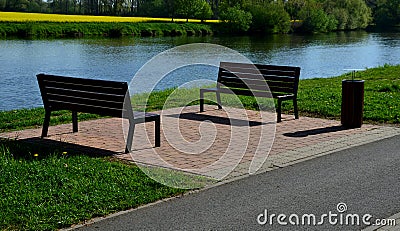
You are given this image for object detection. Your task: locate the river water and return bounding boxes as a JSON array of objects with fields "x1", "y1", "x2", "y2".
[{"x1": 1, "y1": 31, "x2": 400, "y2": 111}]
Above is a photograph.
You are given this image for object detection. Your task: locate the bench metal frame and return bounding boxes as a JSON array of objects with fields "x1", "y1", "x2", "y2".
[
  {"x1": 200, "y1": 62, "x2": 300, "y2": 122},
  {"x1": 37, "y1": 74, "x2": 160, "y2": 153}
]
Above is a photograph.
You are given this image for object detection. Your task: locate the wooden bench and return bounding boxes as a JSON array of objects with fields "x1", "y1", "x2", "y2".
[
  {"x1": 37, "y1": 74, "x2": 160, "y2": 153},
  {"x1": 200, "y1": 62, "x2": 300, "y2": 122}
]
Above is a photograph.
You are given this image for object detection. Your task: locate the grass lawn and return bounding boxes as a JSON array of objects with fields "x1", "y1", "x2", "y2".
[
  {"x1": 0, "y1": 64, "x2": 399, "y2": 230},
  {"x1": 0, "y1": 139, "x2": 211, "y2": 230},
  {"x1": 297, "y1": 64, "x2": 400, "y2": 123}
]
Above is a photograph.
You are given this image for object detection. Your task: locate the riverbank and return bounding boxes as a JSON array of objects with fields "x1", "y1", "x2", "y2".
[
  {"x1": 0, "y1": 21, "x2": 214, "y2": 38},
  {"x1": 2, "y1": 64, "x2": 398, "y2": 134}
]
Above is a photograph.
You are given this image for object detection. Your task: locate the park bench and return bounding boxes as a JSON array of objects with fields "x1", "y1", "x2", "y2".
[
  {"x1": 200, "y1": 62, "x2": 301, "y2": 122},
  {"x1": 36, "y1": 74, "x2": 160, "y2": 153}
]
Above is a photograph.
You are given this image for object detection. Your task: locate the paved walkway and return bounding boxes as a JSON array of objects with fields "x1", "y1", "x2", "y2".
[{"x1": 2, "y1": 105, "x2": 399, "y2": 184}]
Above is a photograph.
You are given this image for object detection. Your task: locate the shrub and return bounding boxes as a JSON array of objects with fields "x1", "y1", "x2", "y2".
[
  {"x1": 247, "y1": 2, "x2": 291, "y2": 34},
  {"x1": 219, "y1": 5, "x2": 252, "y2": 33},
  {"x1": 299, "y1": 6, "x2": 337, "y2": 33}
]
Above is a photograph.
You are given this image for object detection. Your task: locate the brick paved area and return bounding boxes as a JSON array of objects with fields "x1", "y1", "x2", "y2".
[{"x1": 2, "y1": 105, "x2": 399, "y2": 182}]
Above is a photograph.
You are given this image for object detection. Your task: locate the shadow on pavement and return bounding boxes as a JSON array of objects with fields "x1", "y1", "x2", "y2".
[
  {"x1": 1, "y1": 137, "x2": 117, "y2": 160},
  {"x1": 166, "y1": 112, "x2": 272, "y2": 127},
  {"x1": 283, "y1": 125, "x2": 350, "y2": 137}
]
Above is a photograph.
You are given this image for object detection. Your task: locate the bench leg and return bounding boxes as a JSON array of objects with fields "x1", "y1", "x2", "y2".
[
  {"x1": 277, "y1": 99, "x2": 282, "y2": 123},
  {"x1": 155, "y1": 117, "x2": 160, "y2": 147},
  {"x1": 216, "y1": 91, "x2": 222, "y2": 109},
  {"x1": 125, "y1": 120, "x2": 135, "y2": 153},
  {"x1": 200, "y1": 90, "x2": 205, "y2": 112},
  {"x1": 41, "y1": 110, "x2": 51, "y2": 138},
  {"x1": 72, "y1": 111, "x2": 78, "y2": 133},
  {"x1": 293, "y1": 98, "x2": 299, "y2": 119}
]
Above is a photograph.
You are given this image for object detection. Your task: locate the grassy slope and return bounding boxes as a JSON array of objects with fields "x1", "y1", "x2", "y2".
[{"x1": 297, "y1": 64, "x2": 400, "y2": 123}]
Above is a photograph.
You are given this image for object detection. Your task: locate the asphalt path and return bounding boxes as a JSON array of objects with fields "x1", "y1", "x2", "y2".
[{"x1": 75, "y1": 135, "x2": 400, "y2": 231}]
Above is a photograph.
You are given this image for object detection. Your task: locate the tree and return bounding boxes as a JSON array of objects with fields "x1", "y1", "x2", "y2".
[
  {"x1": 247, "y1": 1, "x2": 291, "y2": 33},
  {"x1": 284, "y1": 0, "x2": 307, "y2": 20},
  {"x1": 375, "y1": 0, "x2": 400, "y2": 27},
  {"x1": 0, "y1": 0, "x2": 6, "y2": 10},
  {"x1": 165, "y1": 0, "x2": 177, "y2": 21},
  {"x1": 298, "y1": 2, "x2": 337, "y2": 32},
  {"x1": 219, "y1": 5, "x2": 252, "y2": 33},
  {"x1": 197, "y1": 0, "x2": 213, "y2": 22},
  {"x1": 322, "y1": 0, "x2": 372, "y2": 30},
  {"x1": 139, "y1": 0, "x2": 168, "y2": 17},
  {"x1": 176, "y1": 0, "x2": 202, "y2": 21}
]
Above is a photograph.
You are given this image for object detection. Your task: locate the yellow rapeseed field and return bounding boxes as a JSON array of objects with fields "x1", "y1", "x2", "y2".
[{"x1": 0, "y1": 11, "x2": 218, "y2": 23}]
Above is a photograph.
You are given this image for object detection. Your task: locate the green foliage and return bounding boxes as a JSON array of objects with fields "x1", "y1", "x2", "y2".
[
  {"x1": 176, "y1": 0, "x2": 211, "y2": 22},
  {"x1": 197, "y1": 0, "x2": 213, "y2": 22},
  {"x1": 299, "y1": 4, "x2": 338, "y2": 32},
  {"x1": 3, "y1": 0, "x2": 398, "y2": 33},
  {"x1": 139, "y1": 0, "x2": 168, "y2": 17},
  {"x1": 323, "y1": 0, "x2": 372, "y2": 30},
  {"x1": 0, "y1": 22, "x2": 213, "y2": 38},
  {"x1": 374, "y1": 0, "x2": 400, "y2": 27},
  {"x1": 246, "y1": 2, "x2": 291, "y2": 33},
  {"x1": 219, "y1": 5, "x2": 253, "y2": 33},
  {"x1": 285, "y1": 0, "x2": 308, "y2": 20}
]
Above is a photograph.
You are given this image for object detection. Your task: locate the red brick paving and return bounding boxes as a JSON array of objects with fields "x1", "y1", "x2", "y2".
[{"x1": 1, "y1": 105, "x2": 379, "y2": 180}]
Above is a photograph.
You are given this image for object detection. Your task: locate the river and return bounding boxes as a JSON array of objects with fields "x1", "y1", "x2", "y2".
[{"x1": 1, "y1": 31, "x2": 400, "y2": 111}]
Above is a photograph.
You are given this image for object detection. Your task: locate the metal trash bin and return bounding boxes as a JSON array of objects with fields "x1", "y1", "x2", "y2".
[{"x1": 341, "y1": 80, "x2": 364, "y2": 128}]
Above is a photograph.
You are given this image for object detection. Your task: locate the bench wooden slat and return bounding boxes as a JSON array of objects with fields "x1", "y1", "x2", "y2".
[
  {"x1": 45, "y1": 87, "x2": 126, "y2": 103},
  {"x1": 46, "y1": 94, "x2": 125, "y2": 112},
  {"x1": 219, "y1": 71, "x2": 297, "y2": 83},
  {"x1": 48, "y1": 100, "x2": 126, "y2": 117},
  {"x1": 220, "y1": 69, "x2": 299, "y2": 79},
  {"x1": 218, "y1": 85, "x2": 295, "y2": 95},
  {"x1": 220, "y1": 62, "x2": 300, "y2": 74},
  {"x1": 41, "y1": 79, "x2": 127, "y2": 96},
  {"x1": 218, "y1": 77, "x2": 295, "y2": 94},
  {"x1": 38, "y1": 74, "x2": 128, "y2": 89}
]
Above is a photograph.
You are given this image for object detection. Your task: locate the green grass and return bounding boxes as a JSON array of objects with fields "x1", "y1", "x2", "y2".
[
  {"x1": 297, "y1": 64, "x2": 400, "y2": 123},
  {"x1": 0, "y1": 22, "x2": 214, "y2": 38},
  {"x1": 0, "y1": 138, "x2": 212, "y2": 230}
]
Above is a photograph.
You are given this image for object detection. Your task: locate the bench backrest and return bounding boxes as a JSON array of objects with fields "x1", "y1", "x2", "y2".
[
  {"x1": 37, "y1": 74, "x2": 132, "y2": 117},
  {"x1": 217, "y1": 62, "x2": 300, "y2": 98}
]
